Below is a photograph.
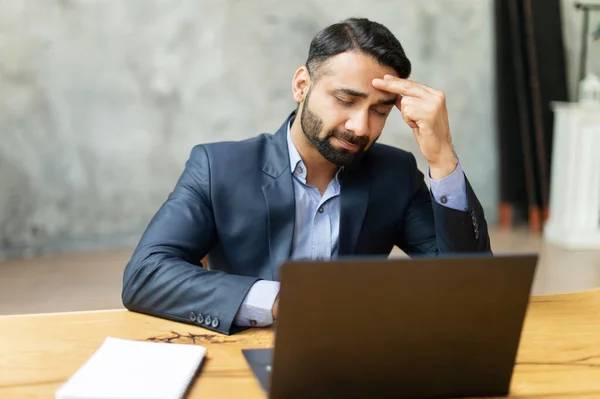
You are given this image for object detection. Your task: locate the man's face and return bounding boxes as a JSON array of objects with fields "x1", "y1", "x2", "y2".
[{"x1": 298, "y1": 51, "x2": 398, "y2": 167}]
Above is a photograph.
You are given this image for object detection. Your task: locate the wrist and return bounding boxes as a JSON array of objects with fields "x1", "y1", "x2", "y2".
[{"x1": 429, "y1": 153, "x2": 458, "y2": 180}]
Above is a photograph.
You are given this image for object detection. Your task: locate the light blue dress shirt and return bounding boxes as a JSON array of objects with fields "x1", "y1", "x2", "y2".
[{"x1": 233, "y1": 121, "x2": 468, "y2": 327}]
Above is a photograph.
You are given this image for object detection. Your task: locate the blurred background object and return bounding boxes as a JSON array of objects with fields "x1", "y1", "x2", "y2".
[
  {"x1": 544, "y1": 100, "x2": 600, "y2": 250},
  {"x1": 574, "y1": 1, "x2": 600, "y2": 98},
  {"x1": 542, "y1": 1, "x2": 600, "y2": 252},
  {"x1": 494, "y1": 0, "x2": 569, "y2": 233}
]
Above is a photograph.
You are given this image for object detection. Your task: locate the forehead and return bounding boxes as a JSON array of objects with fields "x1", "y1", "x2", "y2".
[{"x1": 316, "y1": 51, "x2": 397, "y2": 90}]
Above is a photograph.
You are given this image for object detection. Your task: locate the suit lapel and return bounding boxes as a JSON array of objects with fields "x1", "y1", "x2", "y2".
[
  {"x1": 338, "y1": 165, "x2": 371, "y2": 256},
  {"x1": 262, "y1": 112, "x2": 296, "y2": 281},
  {"x1": 263, "y1": 177, "x2": 295, "y2": 281}
]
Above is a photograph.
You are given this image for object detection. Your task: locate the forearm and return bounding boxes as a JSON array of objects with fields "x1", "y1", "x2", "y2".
[
  {"x1": 123, "y1": 251, "x2": 260, "y2": 335},
  {"x1": 430, "y1": 175, "x2": 492, "y2": 253},
  {"x1": 427, "y1": 161, "x2": 491, "y2": 251},
  {"x1": 398, "y1": 153, "x2": 491, "y2": 255}
]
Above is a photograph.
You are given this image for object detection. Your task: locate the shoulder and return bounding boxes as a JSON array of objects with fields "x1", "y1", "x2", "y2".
[{"x1": 187, "y1": 133, "x2": 275, "y2": 164}]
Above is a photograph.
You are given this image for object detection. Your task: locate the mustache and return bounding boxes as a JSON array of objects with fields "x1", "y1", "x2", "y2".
[{"x1": 328, "y1": 129, "x2": 369, "y2": 147}]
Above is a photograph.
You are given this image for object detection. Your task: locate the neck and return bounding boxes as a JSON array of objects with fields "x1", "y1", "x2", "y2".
[{"x1": 290, "y1": 115, "x2": 338, "y2": 185}]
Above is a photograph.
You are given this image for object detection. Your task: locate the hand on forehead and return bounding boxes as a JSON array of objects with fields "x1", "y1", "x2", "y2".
[
  {"x1": 316, "y1": 52, "x2": 400, "y2": 103},
  {"x1": 372, "y1": 75, "x2": 437, "y2": 99}
]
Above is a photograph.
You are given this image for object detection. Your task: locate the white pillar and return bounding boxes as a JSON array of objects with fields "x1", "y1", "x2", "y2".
[{"x1": 544, "y1": 102, "x2": 600, "y2": 250}]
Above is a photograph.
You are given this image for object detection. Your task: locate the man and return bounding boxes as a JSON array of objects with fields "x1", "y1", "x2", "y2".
[{"x1": 122, "y1": 18, "x2": 491, "y2": 335}]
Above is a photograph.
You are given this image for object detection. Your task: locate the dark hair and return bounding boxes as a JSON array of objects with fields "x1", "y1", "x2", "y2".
[{"x1": 306, "y1": 17, "x2": 411, "y2": 82}]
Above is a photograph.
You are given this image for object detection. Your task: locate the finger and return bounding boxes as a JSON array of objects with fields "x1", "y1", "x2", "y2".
[
  {"x1": 388, "y1": 75, "x2": 442, "y2": 97},
  {"x1": 396, "y1": 94, "x2": 403, "y2": 109},
  {"x1": 398, "y1": 94, "x2": 412, "y2": 108},
  {"x1": 395, "y1": 93, "x2": 422, "y2": 110},
  {"x1": 372, "y1": 75, "x2": 430, "y2": 98},
  {"x1": 380, "y1": 75, "x2": 447, "y2": 101},
  {"x1": 400, "y1": 105, "x2": 419, "y2": 130},
  {"x1": 399, "y1": 97, "x2": 430, "y2": 119},
  {"x1": 412, "y1": 80, "x2": 438, "y2": 96},
  {"x1": 400, "y1": 98, "x2": 433, "y2": 130}
]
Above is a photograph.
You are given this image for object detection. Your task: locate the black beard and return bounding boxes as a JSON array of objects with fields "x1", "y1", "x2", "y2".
[{"x1": 299, "y1": 88, "x2": 370, "y2": 167}]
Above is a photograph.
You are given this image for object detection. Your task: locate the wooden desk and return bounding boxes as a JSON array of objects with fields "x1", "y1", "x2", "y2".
[{"x1": 1, "y1": 290, "x2": 600, "y2": 399}]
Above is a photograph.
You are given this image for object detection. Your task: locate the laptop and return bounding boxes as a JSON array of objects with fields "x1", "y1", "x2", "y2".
[{"x1": 243, "y1": 254, "x2": 538, "y2": 399}]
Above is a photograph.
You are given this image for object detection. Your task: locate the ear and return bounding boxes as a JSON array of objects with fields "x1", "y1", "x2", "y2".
[{"x1": 292, "y1": 66, "x2": 311, "y2": 103}]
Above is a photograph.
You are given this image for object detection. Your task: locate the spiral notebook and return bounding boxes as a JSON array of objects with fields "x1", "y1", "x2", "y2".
[{"x1": 55, "y1": 337, "x2": 207, "y2": 399}]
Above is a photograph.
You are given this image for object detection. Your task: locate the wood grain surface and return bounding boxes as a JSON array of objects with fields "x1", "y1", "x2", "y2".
[{"x1": 1, "y1": 289, "x2": 599, "y2": 398}]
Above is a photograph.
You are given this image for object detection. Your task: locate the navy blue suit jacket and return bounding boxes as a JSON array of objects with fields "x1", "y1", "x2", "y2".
[{"x1": 122, "y1": 111, "x2": 491, "y2": 334}]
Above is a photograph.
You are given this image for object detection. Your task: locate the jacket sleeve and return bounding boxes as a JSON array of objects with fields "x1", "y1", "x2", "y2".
[
  {"x1": 395, "y1": 153, "x2": 492, "y2": 255},
  {"x1": 122, "y1": 145, "x2": 261, "y2": 335}
]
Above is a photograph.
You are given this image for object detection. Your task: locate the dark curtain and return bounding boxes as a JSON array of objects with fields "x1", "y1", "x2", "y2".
[{"x1": 494, "y1": 0, "x2": 569, "y2": 230}]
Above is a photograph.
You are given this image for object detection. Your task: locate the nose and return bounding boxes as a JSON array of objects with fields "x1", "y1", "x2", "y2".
[{"x1": 344, "y1": 109, "x2": 369, "y2": 137}]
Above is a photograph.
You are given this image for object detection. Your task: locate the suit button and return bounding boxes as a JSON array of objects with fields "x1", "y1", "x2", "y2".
[
  {"x1": 196, "y1": 313, "x2": 204, "y2": 324},
  {"x1": 441, "y1": 196, "x2": 448, "y2": 204},
  {"x1": 204, "y1": 315, "x2": 212, "y2": 326},
  {"x1": 211, "y1": 317, "x2": 220, "y2": 328},
  {"x1": 189, "y1": 312, "x2": 196, "y2": 322}
]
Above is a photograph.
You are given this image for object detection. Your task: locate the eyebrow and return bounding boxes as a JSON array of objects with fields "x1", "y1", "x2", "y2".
[{"x1": 334, "y1": 87, "x2": 396, "y2": 105}]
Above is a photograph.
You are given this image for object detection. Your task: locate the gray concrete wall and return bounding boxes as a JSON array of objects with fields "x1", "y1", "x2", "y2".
[{"x1": 1, "y1": 0, "x2": 572, "y2": 259}]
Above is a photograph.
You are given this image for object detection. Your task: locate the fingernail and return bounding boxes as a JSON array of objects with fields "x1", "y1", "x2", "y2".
[{"x1": 384, "y1": 74, "x2": 394, "y2": 80}]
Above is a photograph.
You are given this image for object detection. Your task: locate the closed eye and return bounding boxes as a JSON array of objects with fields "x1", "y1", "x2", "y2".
[
  {"x1": 372, "y1": 108, "x2": 391, "y2": 117},
  {"x1": 335, "y1": 97, "x2": 354, "y2": 106}
]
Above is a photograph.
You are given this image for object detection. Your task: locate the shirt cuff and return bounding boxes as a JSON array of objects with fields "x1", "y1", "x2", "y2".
[
  {"x1": 233, "y1": 280, "x2": 280, "y2": 327},
  {"x1": 428, "y1": 161, "x2": 468, "y2": 212}
]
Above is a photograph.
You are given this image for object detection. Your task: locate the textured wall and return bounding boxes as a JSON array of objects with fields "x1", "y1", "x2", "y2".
[{"x1": 0, "y1": 0, "x2": 498, "y2": 259}]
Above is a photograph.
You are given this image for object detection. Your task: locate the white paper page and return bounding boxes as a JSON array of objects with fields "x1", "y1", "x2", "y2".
[{"x1": 55, "y1": 336, "x2": 207, "y2": 399}]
